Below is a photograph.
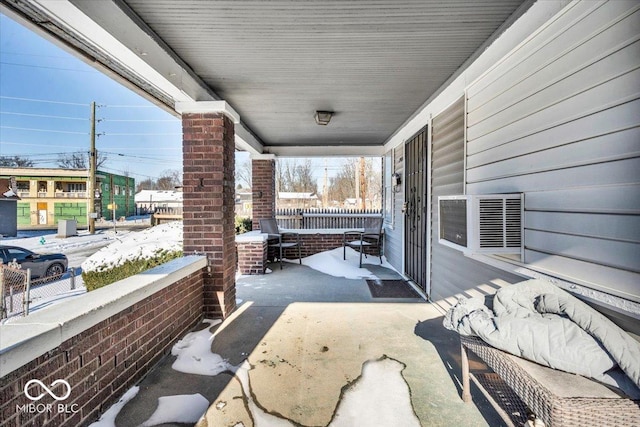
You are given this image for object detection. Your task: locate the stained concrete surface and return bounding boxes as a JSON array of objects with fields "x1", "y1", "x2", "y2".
[{"x1": 114, "y1": 262, "x2": 504, "y2": 427}]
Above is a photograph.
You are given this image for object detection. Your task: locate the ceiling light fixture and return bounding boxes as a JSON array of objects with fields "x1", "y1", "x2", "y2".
[{"x1": 314, "y1": 111, "x2": 333, "y2": 126}]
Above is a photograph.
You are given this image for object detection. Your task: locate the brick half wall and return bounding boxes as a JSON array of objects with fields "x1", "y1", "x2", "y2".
[
  {"x1": 0, "y1": 258, "x2": 206, "y2": 427},
  {"x1": 279, "y1": 233, "x2": 382, "y2": 258},
  {"x1": 236, "y1": 231, "x2": 383, "y2": 274}
]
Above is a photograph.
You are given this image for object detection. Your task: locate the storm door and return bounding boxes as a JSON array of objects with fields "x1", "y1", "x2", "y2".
[{"x1": 404, "y1": 126, "x2": 428, "y2": 293}]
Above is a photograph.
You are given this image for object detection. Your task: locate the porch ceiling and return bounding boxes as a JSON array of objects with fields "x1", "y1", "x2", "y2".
[{"x1": 1, "y1": 0, "x2": 530, "y2": 154}]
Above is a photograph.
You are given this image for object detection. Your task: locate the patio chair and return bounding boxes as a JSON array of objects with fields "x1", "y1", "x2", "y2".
[
  {"x1": 343, "y1": 217, "x2": 383, "y2": 267},
  {"x1": 259, "y1": 218, "x2": 301, "y2": 270}
]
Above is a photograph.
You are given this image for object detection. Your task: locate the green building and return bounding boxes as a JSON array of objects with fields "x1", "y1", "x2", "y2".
[{"x1": 0, "y1": 167, "x2": 135, "y2": 227}]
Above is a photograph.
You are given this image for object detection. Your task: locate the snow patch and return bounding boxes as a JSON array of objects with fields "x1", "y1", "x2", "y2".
[
  {"x1": 140, "y1": 394, "x2": 209, "y2": 426},
  {"x1": 290, "y1": 247, "x2": 390, "y2": 279},
  {"x1": 82, "y1": 221, "x2": 182, "y2": 273},
  {"x1": 171, "y1": 319, "x2": 236, "y2": 376},
  {"x1": 233, "y1": 357, "x2": 419, "y2": 427},
  {"x1": 88, "y1": 386, "x2": 139, "y2": 427},
  {"x1": 331, "y1": 357, "x2": 420, "y2": 427}
]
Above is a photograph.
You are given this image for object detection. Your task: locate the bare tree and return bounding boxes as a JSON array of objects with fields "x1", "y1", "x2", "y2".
[
  {"x1": 0, "y1": 156, "x2": 34, "y2": 167},
  {"x1": 57, "y1": 151, "x2": 107, "y2": 169},
  {"x1": 235, "y1": 159, "x2": 252, "y2": 189},
  {"x1": 155, "y1": 169, "x2": 182, "y2": 190},
  {"x1": 136, "y1": 178, "x2": 155, "y2": 192},
  {"x1": 276, "y1": 159, "x2": 317, "y2": 193},
  {"x1": 327, "y1": 158, "x2": 382, "y2": 208},
  {"x1": 328, "y1": 159, "x2": 357, "y2": 204}
]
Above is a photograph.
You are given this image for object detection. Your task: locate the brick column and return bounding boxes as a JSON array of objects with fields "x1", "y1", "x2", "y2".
[
  {"x1": 251, "y1": 156, "x2": 276, "y2": 230},
  {"x1": 180, "y1": 103, "x2": 237, "y2": 319}
]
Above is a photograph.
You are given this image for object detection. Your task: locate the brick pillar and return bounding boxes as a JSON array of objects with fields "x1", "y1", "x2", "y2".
[
  {"x1": 182, "y1": 111, "x2": 236, "y2": 318},
  {"x1": 251, "y1": 157, "x2": 276, "y2": 230}
]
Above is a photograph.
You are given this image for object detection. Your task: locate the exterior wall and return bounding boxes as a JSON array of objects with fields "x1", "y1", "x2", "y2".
[
  {"x1": 465, "y1": 0, "x2": 640, "y2": 303},
  {"x1": 251, "y1": 159, "x2": 276, "y2": 230},
  {"x1": 236, "y1": 231, "x2": 382, "y2": 274},
  {"x1": 430, "y1": 97, "x2": 522, "y2": 305},
  {"x1": 182, "y1": 112, "x2": 236, "y2": 318},
  {"x1": 380, "y1": 0, "x2": 638, "y2": 319},
  {"x1": 0, "y1": 261, "x2": 204, "y2": 427},
  {"x1": 0, "y1": 169, "x2": 135, "y2": 225},
  {"x1": 54, "y1": 202, "x2": 88, "y2": 226},
  {"x1": 0, "y1": 201, "x2": 18, "y2": 237},
  {"x1": 16, "y1": 202, "x2": 30, "y2": 226},
  {"x1": 382, "y1": 144, "x2": 405, "y2": 273},
  {"x1": 99, "y1": 173, "x2": 136, "y2": 220},
  {"x1": 279, "y1": 233, "x2": 381, "y2": 258}
]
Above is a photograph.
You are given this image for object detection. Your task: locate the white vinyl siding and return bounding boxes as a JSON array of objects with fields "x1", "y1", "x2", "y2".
[
  {"x1": 383, "y1": 144, "x2": 405, "y2": 273},
  {"x1": 465, "y1": 0, "x2": 640, "y2": 302},
  {"x1": 430, "y1": 97, "x2": 522, "y2": 305}
]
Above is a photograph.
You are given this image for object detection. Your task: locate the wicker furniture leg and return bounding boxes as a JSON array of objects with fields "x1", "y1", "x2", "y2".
[{"x1": 461, "y1": 341, "x2": 472, "y2": 402}]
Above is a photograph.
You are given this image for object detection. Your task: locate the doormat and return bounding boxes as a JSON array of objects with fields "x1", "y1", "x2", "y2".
[{"x1": 366, "y1": 279, "x2": 421, "y2": 299}]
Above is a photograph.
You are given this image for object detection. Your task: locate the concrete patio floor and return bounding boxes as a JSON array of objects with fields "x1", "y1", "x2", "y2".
[{"x1": 114, "y1": 261, "x2": 506, "y2": 427}]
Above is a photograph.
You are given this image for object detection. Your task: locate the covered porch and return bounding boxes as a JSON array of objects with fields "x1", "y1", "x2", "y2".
[
  {"x1": 1, "y1": 0, "x2": 638, "y2": 425},
  {"x1": 112, "y1": 260, "x2": 508, "y2": 427}
]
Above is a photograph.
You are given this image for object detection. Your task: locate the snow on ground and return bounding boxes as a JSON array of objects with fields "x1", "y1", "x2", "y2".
[
  {"x1": 0, "y1": 218, "x2": 182, "y2": 320},
  {"x1": 88, "y1": 386, "x2": 139, "y2": 427},
  {"x1": 233, "y1": 357, "x2": 420, "y2": 427},
  {"x1": 1, "y1": 228, "x2": 128, "y2": 266},
  {"x1": 171, "y1": 319, "x2": 237, "y2": 376},
  {"x1": 288, "y1": 247, "x2": 396, "y2": 280},
  {"x1": 82, "y1": 221, "x2": 182, "y2": 273},
  {"x1": 140, "y1": 394, "x2": 210, "y2": 426},
  {"x1": 330, "y1": 357, "x2": 421, "y2": 427},
  {"x1": 170, "y1": 319, "x2": 419, "y2": 427}
]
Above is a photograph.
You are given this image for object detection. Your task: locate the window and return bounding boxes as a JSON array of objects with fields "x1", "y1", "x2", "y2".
[{"x1": 68, "y1": 183, "x2": 86, "y2": 192}]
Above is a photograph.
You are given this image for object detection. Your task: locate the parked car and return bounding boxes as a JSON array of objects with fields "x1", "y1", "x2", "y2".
[{"x1": 0, "y1": 245, "x2": 68, "y2": 279}]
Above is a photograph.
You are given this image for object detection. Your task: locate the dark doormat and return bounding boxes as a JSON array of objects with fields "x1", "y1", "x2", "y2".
[{"x1": 366, "y1": 279, "x2": 422, "y2": 298}]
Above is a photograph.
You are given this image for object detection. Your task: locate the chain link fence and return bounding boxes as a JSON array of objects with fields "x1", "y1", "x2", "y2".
[
  {"x1": 1, "y1": 262, "x2": 81, "y2": 320},
  {"x1": 0, "y1": 261, "x2": 29, "y2": 319}
]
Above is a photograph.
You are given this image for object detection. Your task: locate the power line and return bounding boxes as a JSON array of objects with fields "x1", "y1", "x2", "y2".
[
  {"x1": 95, "y1": 146, "x2": 180, "y2": 151},
  {"x1": 0, "y1": 95, "x2": 88, "y2": 106},
  {"x1": 100, "y1": 132, "x2": 181, "y2": 136},
  {"x1": 0, "y1": 141, "x2": 87, "y2": 149},
  {"x1": 102, "y1": 104, "x2": 157, "y2": 108},
  {"x1": 0, "y1": 125, "x2": 88, "y2": 135},
  {"x1": 0, "y1": 50, "x2": 71, "y2": 60},
  {"x1": 0, "y1": 111, "x2": 88, "y2": 121},
  {"x1": 99, "y1": 118, "x2": 179, "y2": 122},
  {"x1": 98, "y1": 165, "x2": 171, "y2": 180},
  {"x1": 0, "y1": 60, "x2": 98, "y2": 73},
  {"x1": 100, "y1": 151, "x2": 180, "y2": 160}
]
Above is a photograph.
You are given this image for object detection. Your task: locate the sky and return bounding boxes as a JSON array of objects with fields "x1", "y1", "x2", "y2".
[{"x1": 0, "y1": 13, "x2": 183, "y2": 182}]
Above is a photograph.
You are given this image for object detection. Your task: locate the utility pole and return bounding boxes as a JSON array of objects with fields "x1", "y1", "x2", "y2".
[
  {"x1": 88, "y1": 101, "x2": 97, "y2": 234},
  {"x1": 322, "y1": 158, "x2": 328, "y2": 207}
]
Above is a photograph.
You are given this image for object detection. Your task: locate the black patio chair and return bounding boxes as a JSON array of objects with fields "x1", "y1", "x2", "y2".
[
  {"x1": 343, "y1": 216, "x2": 384, "y2": 267},
  {"x1": 259, "y1": 218, "x2": 302, "y2": 270}
]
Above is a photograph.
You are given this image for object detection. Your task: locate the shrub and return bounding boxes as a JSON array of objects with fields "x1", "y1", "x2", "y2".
[
  {"x1": 235, "y1": 216, "x2": 252, "y2": 234},
  {"x1": 82, "y1": 249, "x2": 183, "y2": 291}
]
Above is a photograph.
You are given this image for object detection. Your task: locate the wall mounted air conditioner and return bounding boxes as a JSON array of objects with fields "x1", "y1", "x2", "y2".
[{"x1": 438, "y1": 194, "x2": 523, "y2": 254}]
